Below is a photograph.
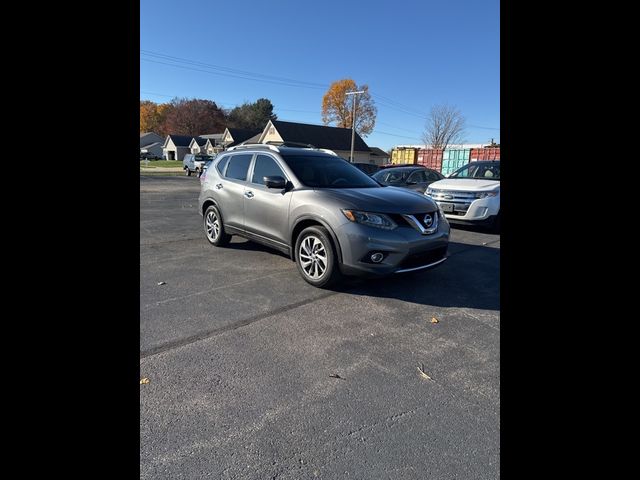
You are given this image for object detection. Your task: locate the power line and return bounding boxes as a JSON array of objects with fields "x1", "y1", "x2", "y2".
[{"x1": 141, "y1": 51, "x2": 499, "y2": 130}]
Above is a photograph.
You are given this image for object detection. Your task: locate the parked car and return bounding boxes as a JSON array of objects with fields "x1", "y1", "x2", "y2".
[
  {"x1": 199, "y1": 145, "x2": 449, "y2": 288},
  {"x1": 140, "y1": 152, "x2": 160, "y2": 160},
  {"x1": 352, "y1": 162, "x2": 380, "y2": 175},
  {"x1": 425, "y1": 161, "x2": 500, "y2": 230},
  {"x1": 183, "y1": 153, "x2": 214, "y2": 176},
  {"x1": 371, "y1": 166, "x2": 444, "y2": 193}
]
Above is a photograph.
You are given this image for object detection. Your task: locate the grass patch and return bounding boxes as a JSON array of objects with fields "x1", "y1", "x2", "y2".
[{"x1": 140, "y1": 160, "x2": 182, "y2": 168}]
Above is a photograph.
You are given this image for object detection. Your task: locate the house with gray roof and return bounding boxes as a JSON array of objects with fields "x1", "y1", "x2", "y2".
[
  {"x1": 188, "y1": 137, "x2": 207, "y2": 154},
  {"x1": 162, "y1": 135, "x2": 194, "y2": 161},
  {"x1": 221, "y1": 128, "x2": 262, "y2": 148},
  {"x1": 140, "y1": 132, "x2": 164, "y2": 159},
  {"x1": 257, "y1": 120, "x2": 372, "y2": 162}
]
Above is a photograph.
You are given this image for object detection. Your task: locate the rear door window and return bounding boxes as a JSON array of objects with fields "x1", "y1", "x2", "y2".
[{"x1": 225, "y1": 154, "x2": 253, "y2": 181}]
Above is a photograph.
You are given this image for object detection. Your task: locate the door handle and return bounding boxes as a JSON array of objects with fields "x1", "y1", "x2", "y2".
[
  {"x1": 244, "y1": 191, "x2": 254, "y2": 198},
  {"x1": 215, "y1": 183, "x2": 223, "y2": 189}
]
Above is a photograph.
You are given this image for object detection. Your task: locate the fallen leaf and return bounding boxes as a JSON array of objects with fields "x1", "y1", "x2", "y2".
[
  {"x1": 157, "y1": 281, "x2": 166, "y2": 286},
  {"x1": 140, "y1": 378, "x2": 150, "y2": 385},
  {"x1": 482, "y1": 242, "x2": 488, "y2": 246},
  {"x1": 417, "y1": 364, "x2": 432, "y2": 381},
  {"x1": 329, "y1": 373, "x2": 345, "y2": 380},
  {"x1": 430, "y1": 317, "x2": 439, "y2": 324}
]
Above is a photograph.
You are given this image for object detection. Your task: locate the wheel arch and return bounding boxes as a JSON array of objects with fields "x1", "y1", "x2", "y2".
[{"x1": 290, "y1": 216, "x2": 343, "y2": 264}]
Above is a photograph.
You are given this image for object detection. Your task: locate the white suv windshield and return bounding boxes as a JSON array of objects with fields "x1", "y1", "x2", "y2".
[{"x1": 450, "y1": 162, "x2": 500, "y2": 180}]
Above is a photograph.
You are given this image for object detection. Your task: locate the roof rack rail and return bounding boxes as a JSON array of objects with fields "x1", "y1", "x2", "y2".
[
  {"x1": 226, "y1": 143, "x2": 280, "y2": 152},
  {"x1": 266, "y1": 141, "x2": 317, "y2": 149},
  {"x1": 317, "y1": 148, "x2": 338, "y2": 156}
]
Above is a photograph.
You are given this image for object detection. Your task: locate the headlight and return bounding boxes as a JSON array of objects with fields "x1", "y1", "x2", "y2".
[
  {"x1": 342, "y1": 210, "x2": 397, "y2": 230},
  {"x1": 475, "y1": 189, "x2": 499, "y2": 199},
  {"x1": 425, "y1": 187, "x2": 434, "y2": 196}
]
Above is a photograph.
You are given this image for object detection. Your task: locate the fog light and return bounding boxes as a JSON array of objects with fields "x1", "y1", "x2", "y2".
[{"x1": 370, "y1": 252, "x2": 384, "y2": 263}]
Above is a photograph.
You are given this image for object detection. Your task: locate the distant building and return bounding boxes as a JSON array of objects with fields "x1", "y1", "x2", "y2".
[
  {"x1": 221, "y1": 128, "x2": 262, "y2": 148},
  {"x1": 140, "y1": 132, "x2": 164, "y2": 159},
  {"x1": 368, "y1": 147, "x2": 391, "y2": 166},
  {"x1": 257, "y1": 120, "x2": 372, "y2": 162},
  {"x1": 188, "y1": 137, "x2": 207, "y2": 154},
  {"x1": 162, "y1": 135, "x2": 194, "y2": 161}
]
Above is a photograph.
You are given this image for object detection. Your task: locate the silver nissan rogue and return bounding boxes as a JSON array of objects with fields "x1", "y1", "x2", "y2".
[{"x1": 199, "y1": 144, "x2": 449, "y2": 288}]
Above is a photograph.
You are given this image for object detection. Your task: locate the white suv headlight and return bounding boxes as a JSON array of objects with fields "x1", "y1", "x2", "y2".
[
  {"x1": 342, "y1": 210, "x2": 397, "y2": 230},
  {"x1": 475, "y1": 189, "x2": 500, "y2": 199}
]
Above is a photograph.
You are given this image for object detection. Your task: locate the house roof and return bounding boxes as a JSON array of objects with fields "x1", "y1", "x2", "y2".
[
  {"x1": 239, "y1": 133, "x2": 262, "y2": 145},
  {"x1": 191, "y1": 137, "x2": 207, "y2": 146},
  {"x1": 369, "y1": 147, "x2": 390, "y2": 158},
  {"x1": 141, "y1": 141, "x2": 162, "y2": 149},
  {"x1": 200, "y1": 133, "x2": 224, "y2": 140},
  {"x1": 268, "y1": 120, "x2": 370, "y2": 152},
  {"x1": 225, "y1": 128, "x2": 262, "y2": 146},
  {"x1": 166, "y1": 135, "x2": 195, "y2": 147}
]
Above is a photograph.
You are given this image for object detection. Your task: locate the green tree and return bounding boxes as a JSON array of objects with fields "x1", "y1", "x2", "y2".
[{"x1": 228, "y1": 98, "x2": 277, "y2": 130}]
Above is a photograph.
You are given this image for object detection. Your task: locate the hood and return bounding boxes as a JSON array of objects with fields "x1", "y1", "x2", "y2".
[
  {"x1": 315, "y1": 186, "x2": 437, "y2": 214},
  {"x1": 429, "y1": 178, "x2": 500, "y2": 191}
]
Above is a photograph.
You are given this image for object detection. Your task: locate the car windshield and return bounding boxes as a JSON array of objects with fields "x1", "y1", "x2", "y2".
[
  {"x1": 371, "y1": 169, "x2": 412, "y2": 184},
  {"x1": 195, "y1": 155, "x2": 212, "y2": 161},
  {"x1": 281, "y1": 154, "x2": 380, "y2": 188},
  {"x1": 449, "y1": 162, "x2": 500, "y2": 180}
]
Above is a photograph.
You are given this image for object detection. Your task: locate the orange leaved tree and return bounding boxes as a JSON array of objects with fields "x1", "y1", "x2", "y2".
[{"x1": 321, "y1": 79, "x2": 376, "y2": 137}]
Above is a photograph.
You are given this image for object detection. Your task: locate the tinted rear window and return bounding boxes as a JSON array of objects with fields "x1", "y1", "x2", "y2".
[
  {"x1": 225, "y1": 154, "x2": 253, "y2": 181},
  {"x1": 216, "y1": 156, "x2": 230, "y2": 175},
  {"x1": 281, "y1": 154, "x2": 379, "y2": 188}
]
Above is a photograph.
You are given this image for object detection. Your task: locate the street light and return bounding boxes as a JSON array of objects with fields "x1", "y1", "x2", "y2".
[{"x1": 345, "y1": 90, "x2": 364, "y2": 162}]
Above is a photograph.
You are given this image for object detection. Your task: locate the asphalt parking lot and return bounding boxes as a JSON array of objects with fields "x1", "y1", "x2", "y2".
[{"x1": 140, "y1": 175, "x2": 500, "y2": 479}]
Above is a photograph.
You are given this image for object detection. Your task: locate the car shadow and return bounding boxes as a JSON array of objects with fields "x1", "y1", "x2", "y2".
[
  {"x1": 225, "y1": 238, "x2": 291, "y2": 258},
  {"x1": 449, "y1": 222, "x2": 499, "y2": 235},
  {"x1": 332, "y1": 241, "x2": 500, "y2": 311}
]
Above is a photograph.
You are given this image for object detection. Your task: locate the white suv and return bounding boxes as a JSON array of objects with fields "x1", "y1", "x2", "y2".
[{"x1": 426, "y1": 161, "x2": 500, "y2": 230}]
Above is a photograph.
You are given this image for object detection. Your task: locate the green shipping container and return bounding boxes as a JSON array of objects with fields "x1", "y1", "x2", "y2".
[
  {"x1": 442, "y1": 149, "x2": 471, "y2": 161},
  {"x1": 441, "y1": 149, "x2": 470, "y2": 175}
]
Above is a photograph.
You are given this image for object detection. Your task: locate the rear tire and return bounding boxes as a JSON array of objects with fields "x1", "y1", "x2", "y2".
[
  {"x1": 295, "y1": 226, "x2": 342, "y2": 288},
  {"x1": 185, "y1": 168, "x2": 192, "y2": 176},
  {"x1": 204, "y1": 205, "x2": 231, "y2": 246}
]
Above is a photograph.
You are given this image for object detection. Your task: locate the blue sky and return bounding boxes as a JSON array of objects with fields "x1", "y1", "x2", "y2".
[{"x1": 140, "y1": 0, "x2": 499, "y2": 151}]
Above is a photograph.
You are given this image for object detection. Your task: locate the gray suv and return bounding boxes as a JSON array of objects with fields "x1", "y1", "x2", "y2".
[{"x1": 198, "y1": 145, "x2": 449, "y2": 288}]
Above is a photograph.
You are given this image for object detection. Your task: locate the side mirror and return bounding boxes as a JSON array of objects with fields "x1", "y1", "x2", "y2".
[{"x1": 264, "y1": 175, "x2": 286, "y2": 189}]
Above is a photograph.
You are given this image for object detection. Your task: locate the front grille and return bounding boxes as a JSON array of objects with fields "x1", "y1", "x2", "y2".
[
  {"x1": 429, "y1": 190, "x2": 476, "y2": 206},
  {"x1": 398, "y1": 246, "x2": 448, "y2": 270},
  {"x1": 390, "y1": 211, "x2": 438, "y2": 229}
]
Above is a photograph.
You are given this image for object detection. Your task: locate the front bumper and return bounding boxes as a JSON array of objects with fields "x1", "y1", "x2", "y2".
[
  {"x1": 335, "y1": 215, "x2": 450, "y2": 276},
  {"x1": 431, "y1": 196, "x2": 500, "y2": 222}
]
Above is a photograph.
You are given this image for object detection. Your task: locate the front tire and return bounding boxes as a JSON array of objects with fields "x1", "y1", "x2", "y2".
[
  {"x1": 185, "y1": 168, "x2": 192, "y2": 176},
  {"x1": 295, "y1": 226, "x2": 342, "y2": 288},
  {"x1": 204, "y1": 205, "x2": 231, "y2": 246}
]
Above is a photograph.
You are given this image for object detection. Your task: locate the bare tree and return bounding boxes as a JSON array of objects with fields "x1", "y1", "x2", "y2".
[{"x1": 422, "y1": 104, "x2": 466, "y2": 149}]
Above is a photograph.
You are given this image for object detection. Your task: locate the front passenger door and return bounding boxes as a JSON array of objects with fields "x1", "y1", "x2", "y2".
[{"x1": 243, "y1": 154, "x2": 292, "y2": 246}]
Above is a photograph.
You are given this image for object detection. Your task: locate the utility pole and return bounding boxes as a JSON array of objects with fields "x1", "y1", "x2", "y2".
[{"x1": 345, "y1": 90, "x2": 364, "y2": 162}]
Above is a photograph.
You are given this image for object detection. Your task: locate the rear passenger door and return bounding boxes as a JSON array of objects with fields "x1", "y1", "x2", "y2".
[
  {"x1": 216, "y1": 153, "x2": 253, "y2": 229},
  {"x1": 243, "y1": 154, "x2": 293, "y2": 246}
]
